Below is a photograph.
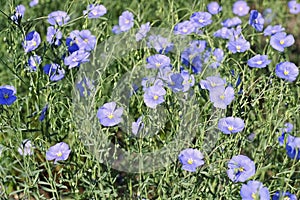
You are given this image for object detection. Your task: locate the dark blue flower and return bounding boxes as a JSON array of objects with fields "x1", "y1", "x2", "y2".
[
  {"x1": 227, "y1": 155, "x2": 255, "y2": 182},
  {"x1": 39, "y1": 104, "x2": 48, "y2": 121},
  {"x1": 272, "y1": 191, "x2": 297, "y2": 200},
  {"x1": 249, "y1": 10, "x2": 265, "y2": 32},
  {"x1": 178, "y1": 148, "x2": 204, "y2": 172},
  {"x1": 0, "y1": 85, "x2": 17, "y2": 106},
  {"x1": 286, "y1": 135, "x2": 300, "y2": 160},
  {"x1": 23, "y1": 31, "x2": 41, "y2": 53},
  {"x1": 11, "y1": 5, "x2": 25, "y2": 24},
  {"x1": 43, "y1": 63, "x2": 65, "y2": 82}
]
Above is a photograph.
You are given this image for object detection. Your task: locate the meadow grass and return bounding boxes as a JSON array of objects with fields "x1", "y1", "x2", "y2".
[{"x1": 0, "y1": 0, "x2": 300, "y2": 199}]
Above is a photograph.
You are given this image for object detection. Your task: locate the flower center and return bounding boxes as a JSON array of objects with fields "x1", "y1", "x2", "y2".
[
  {"x1": 182, "y1": 28, "x2": 188, "y2": 33},
  {"x1": 72, "y1": 58, "x2": 78, "y2": 62},
  {"x1": 236, "y1": 45, "x2": 241, "y2": 51},
  {"x1": 92, "y1": 10, "x2": 98, "y2": 16},
  {"x1": 84, "y1": 38, "x2": 89, "y2": 43},
  {"x1": 256, "y1": 60, "x2": 262, "y2": 65},
  {"x1": 219, "y1": 95, "x2": 225, "y2": 100},
  {"x1": 228, "y1": 126, "x2": 234, "y2": 131},
  {"x1": 238, "y1": 167, "x2": 244, "y2": 172},
  {"x1": 153, "y1": 95, "x2": 159, "y2": 100},
  {"x1": 56, "y1": 152, "x2": 62, "y2": 157},
  {"x1": 211, "y1": 82, "x2": 216, "y2": 87},
  {"x1": 198, "y1": 19, "x2": 204, "y2": 23},
  {"x1": 125, "y1": 19, "x2": 130, "y2": 24},
  {"x1": 4, "y1": 94, "x2": 9, "y2": 99},
  {"x1": 284, "y1": 197, "x2": 291, "y2": 200},
  {"x1": 284, "y1": 70, "x2": 289, "y2": 75},
  {"x1": 32, "y1": 41, "x2": 37, "y2": 46},
  {"x1": 251, "y1": 193, "x2": 257, "y2": 199},
  {"x1": 280, "y1": 40, "x2": 285, "y2": 45},
  {"x1": 187, "y1": 158, "x2": 193, "y2": 164},
  {"x1": 108, "y1": 114, "x2": 114, "y2": 119},
  {"x1": 155, "y1": 63, "x2": 161, "y2": 67}
]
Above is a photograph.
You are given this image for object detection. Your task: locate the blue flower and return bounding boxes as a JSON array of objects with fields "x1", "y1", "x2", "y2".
[
  {"x1": 200, "y1": 76, "x2": 226, "y2": 91},
  {"x1": 270, "y1": 32, "x2": 295, "y2": 52},
  {"x1": 43, "y1": 63, "x2": 65, "y2": 82},
  {"x1": 83, "y1": 4, "x2": 107, "y2": 19},
  {"x1": 0, "y1": 85, "x2": 17, "y2": 106},
  {"x1": 286, "y1": 135, "x2": 300, "y2": 160},
  {"x1": 181, "y1": 70, "x2": 195, "y2": 92},
  {"x1": 143, "y1": 85, "x2": 166, "y2": 108},
  {"x1": 132, "y1": 116, "x2": 144, "y2": 135},
  {"x1": 288, "y1": 0, "x2": 300, "y2": 14},
  {"x1": 11, "y1": 5, "x2": 25, "y2": 24},
  {"x1": 174, "y1": 20, "x2": 195, "y2": 35},
  {"x1": 221, "y1": 17, "x2": 242, "y2": 28},
  {"x1": 46, "y1": 142, "x2": 71, "y2": 164},
  {"x1": 97, "y1": 102, "x2": 123, "y2": 126},
  {"x1": 213, "y1": 27, "x2": 232, "y2": 39},
  {"x1": 178, "y1": 148, "x2": 204, "y2": 172},
  {"x1": 48, "y1": 11, "x2": 70, "y2": 26},
  {"x1": 112, "y1": 25, "x2": 122, "y2": 34},
  {"x1": 240, "y1": 181, "x2": 270, "y2": 200},
  {"x1": 227, "y1": 155, "x2": 255, "y2": 182},
  {"x1": 23, "y1": 31, "x2": 41, "y2": 53},
  {"x1": 232, "y1": 1, "x2": 250, "y2": 16},
  {"x1": 247, "y1": 54, "x2": 271, "y2": 68},
  {"x1": 147, "y1": 35, "x2": 174, "y2": 54},
  {"x1": 18, "y1": 139, "x2": 34, "y2": 156},
  {"x1": 167, "y1": 73, "x2": 184, "y2": 93},
  {"x1": 146, "y1": 54, "x2": 170, "y2": 69},
  {"x1": 209, "y1": 86, "x2": 234, "y2": 109},
  {"x1": 76, "y1": 30, "x2": 97, "y2": 52},
  {"x1": 210, "y1": 48, "x2": 224, "y2": 68},
  {"x1": 28, "y1": 55, "x2": 41, "y2": 71},
  {"x1": 47, "y1": 26, "x2": 62, "y2": 46},
  {"x1": 207, "y1": 2, "x2": 222, "y2": 15},
  {"x1": 249, "y1": 10, "x2": 265, "y2": 32},
  {"x1": 263, "y1": 25, "x2": 285, "y2": 36},
  {"x1": 228, "y1": 37, "x2": 250, "y2": 53},
  {"x1": 218, "y1": 117, "x2": 245, "y2": 134},
  {"x1": 29, "y1": 0, "x2": 38, "y2": 7},
  {"x1": 64, "y1": 50, "x2": 90, "y2": 69},
  {"x1": 190, "y1": 12, "x2": 212, "y2": 28},
  {"x1": 119, "y1": 11, "x2": 134, "y2": 32},
  {"x1": 272, "y1": 191, "x2": 297, "y2": 200},
  {"x1": 275, "y1": 61, "x2": 299, "y2": 82},
  {"x1": 39, "y1": 104, "x2": 48, "y2": 122},
  {"x1": 136, "y1": 22, "x2": 151, "y2": 41}
]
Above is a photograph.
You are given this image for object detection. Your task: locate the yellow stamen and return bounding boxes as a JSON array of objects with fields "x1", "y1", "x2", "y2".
[
  {"x1": 211, "y1": 82, "x2": 216, "y2": 87},
  {"x1": 187, "y1": 158, "x2": 193, "y2": 164},
  {"x1": 228, "y1": 126, "x2": 234, "y2": 131},
  {"x1": 32, "y1": 41, "x2": 37, "y2": 46},
  {"x1": 219, "y1": 95, "x2": 225, "y2": 100},
  {"x1": 108, "y1": 114, "x2": 114, "y2": 119},
  {"x1": 238, "y1": 167, "x2": 244, "y2": 172},
  {"x1": 182, "y1": 28, "x2": 188, "y2": 33},
  {"x1": 256, "y1": 60, "x2": 262, "y2": 65},
  {"x1": 153, "y1": 95, "x2": 159, "y2": 100},
  {"x1": 199, "y1": 19, "x2": 204, "y2": 23},
  {"x1": 4, "y1": 94, "x2": 9, "y2": 99},
  {"x1": 84, "y1": 38, "x2": 89, "y2": 43},
  {"x1": 284, "y1": 197, "x2": 291, "y2": 200},
  {"x1": 280, "y1": 40, "x2": 285, "y2": 45},
  {"x1": 251, "y1": 193, "x2": 256, "y2": 199},
  {"x1": 284, "y1": 70, "x2": 289, "y2": 75},
  {"x1": 155, "y1": 63, "x2": 161, "y2": 68},
  {"x1": 236, "y1": 45, "x2": 241, "y2": 51},
  {"x1": 125, "y1": 19, "x2": 130, "y2": 24},
  {"x1": 56, "y1": 152, "x2": 62, "y2": 157}
]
